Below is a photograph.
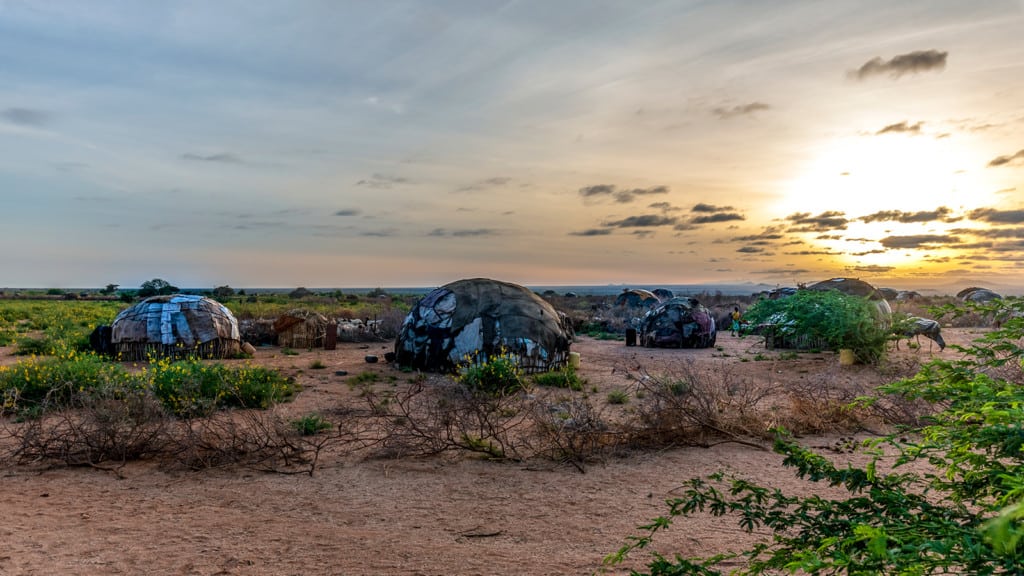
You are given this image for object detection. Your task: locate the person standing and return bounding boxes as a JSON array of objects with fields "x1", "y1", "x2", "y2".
[{"x1": 730, "y1": 306, "x2": 742, "y2": 336}]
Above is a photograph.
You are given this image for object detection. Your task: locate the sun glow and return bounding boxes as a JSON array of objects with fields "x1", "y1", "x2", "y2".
[{"x1": 771, "y1": 134, "x2": 1003, "y2": 274}]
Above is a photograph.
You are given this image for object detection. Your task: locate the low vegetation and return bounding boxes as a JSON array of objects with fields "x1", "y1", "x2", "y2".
[{"x1": 605, "y1": 297, "x2": 1024, "y2": 574}]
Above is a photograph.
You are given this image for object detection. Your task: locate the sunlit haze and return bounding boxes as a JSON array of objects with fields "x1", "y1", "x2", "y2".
[{"x1": 2, "y1": 1, "x2": 1023, "y2": 293}]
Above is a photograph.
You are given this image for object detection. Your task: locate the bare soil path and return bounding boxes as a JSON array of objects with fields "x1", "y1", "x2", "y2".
[{"x1": 0, "y1": 328, "x2": 983, "y2": 575}]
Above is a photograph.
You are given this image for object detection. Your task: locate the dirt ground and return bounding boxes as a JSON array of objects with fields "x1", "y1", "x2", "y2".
[{"x1": 0, "y1": 328, "x2": 985, "y2": 576}]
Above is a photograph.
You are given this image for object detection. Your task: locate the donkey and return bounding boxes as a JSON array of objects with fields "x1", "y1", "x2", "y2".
[{"x1": 895, "y1": 317, "x2": 945, "y2": 352}]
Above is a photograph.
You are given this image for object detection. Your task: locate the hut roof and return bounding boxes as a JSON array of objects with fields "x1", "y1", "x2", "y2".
[
  {"x1": 394, "y1": 278, "x2": 572, "y2": 373},
  {"x1": 614, "y1": 288, "x2": 660, "y2": 307},
  {"x1": 957, "y1": 287, "x2": 1002, "y2": 302},
  {"x1": 112, "y1": 294, "x2": 239, "y2": 347}
]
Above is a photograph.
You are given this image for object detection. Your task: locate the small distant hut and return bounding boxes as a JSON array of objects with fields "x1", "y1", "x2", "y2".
[
  {"x1": 394, "y1": 278, "x2": 573, "y2": 374},
  {"x1": 273, "y1": 309, "x2": 331, "y2": 348},
  {"x1": 957, "y1": 287, "x2": 1002, "y2": 303},
  {"x1": 111, "y1": 294, "x2": 240, "y2": 360},
  {"x1": 614, "y1": 288, "x2": 660, "y2": 308},
  {"x1": 638, "y1": 297, "x2": 717, "y2": 348},
  {"x1": 651, "y1": 288, "x2": 675, "y2": 300}
]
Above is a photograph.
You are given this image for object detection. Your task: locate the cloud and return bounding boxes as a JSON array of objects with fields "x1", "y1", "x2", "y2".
[
  {"x1": 712, "y1": 102, "x2": 770, "y2": 119},
  {"x1": 786, "y1": 211, "x2": 849, "y2": 232},
  {"x1": 648, "y1": 202, "x2": 681, "y2": 212},
  {"x1": 751, "y1": 268, "x2": 811, "y2": 275},
  {"x1": 968, "y1": 208, "x2": 1024, "y2": 224},
  {"x1": 603, "y1": 214, "x2": 678, "y2": 228},
  {"x1": 451, "y1": 228, "x2": 498, "y2": 237},
  {"x1": 736, "y1": 246, "x2": 764, "y2": 253},
  {"x1": 732, "y1": 231, "x2": 784, "y2": 242},
  {"x1": 878, "y1": 234, "x2": 959, "y2": 249},
  {"x1": 426, "y1": 228, "x2": 498, "y2": 238},
  {"x1": 876, "y1": 121, "x2": 923, "y2": 135},
  {"x1": 691, "y1": 212, "x2": 745, "y2": 224},
  {"x1": 360, "y1": 228, "x2": 398, "y2": 237},
  {"x1": 847, "y1": 265, "x2": 895, "y2": 273},
  {"x1": 356, "y1": 173, "x2": 409, "y2": 189},
  {"x1": 569, "y1": 228, "x2": 613, "y2": 237},
  {"x1": 334, "y1": 209, "x2": 361, "y2": 217},
  {"x1": 1, "y1": 107, "x2": 50, "y2": 126},
  {"x1": 850, "y1": 49, "x2": 948, "y2": 80},
  {"x1": 456, "y1": 177, "x2": 512, "y2": 192},
  {"x1": 859, "y1": 207, "x2": 955, "y2": 223},
  {"x1": 952, "y1": 227, "x2": 1024, "y2": 239},
  {"x1": 579, "y1": 184, "x2": 669, "y2": 203},
  {"x1": 692, "y1": 203, "x2": 735, "y2": 213},
  {"x1": 181, "y1": 152, "x2": 243, "y2": 164},
  {"x1": 987, "y1": 149, "x2": 1024, "y2": 167}
]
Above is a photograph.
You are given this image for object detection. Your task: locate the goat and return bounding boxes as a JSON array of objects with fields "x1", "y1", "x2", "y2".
[{"x1": 895, "y1": 317, "x2": 945, "y2": 352}]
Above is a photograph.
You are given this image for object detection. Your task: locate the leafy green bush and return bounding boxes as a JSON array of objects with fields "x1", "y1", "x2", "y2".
[
  {"x1": 533, "y1": 366, "x2": 584, "y2": 391},
  {"x1": 291, "y1": 414, "x2": 333, "y2": 436},
  {"x1": 150, "y1": 358, "x2": 297, "y2": 416},
  {"x1": 744, "y1": 290, "x2": 889, "y2": 364},
  {"x1": 606, "y1": 297, "x2": 1024, "y2": 574},
  {"x1": 456, "y1": 351, "x2": 525, "y2": 396},
  {"x1": 606, "y1": 389, "x2": 629, "y2": 405}
]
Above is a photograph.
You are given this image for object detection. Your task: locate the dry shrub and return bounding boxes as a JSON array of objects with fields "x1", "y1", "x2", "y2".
[
  {"x1": 526, "y1": 393, "x2": 619, "y2": 472},
  {"x1": 0, "y1": 387, "x2": 364, "y2": 476},
  {"x1": 362, "y1": 379, "x2": 532, "y2": 460},
  {"x1": 2, "y1": 384, "x2": 171, "y2": 468},
  {"x1": 626, "y1": 359, "x2": 782, "y2": 448}
]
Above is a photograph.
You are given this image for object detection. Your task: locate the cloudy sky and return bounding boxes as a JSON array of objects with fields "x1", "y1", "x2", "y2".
[{"x1": 2, "y1": 1, "x2": 1023, "y2": 291}]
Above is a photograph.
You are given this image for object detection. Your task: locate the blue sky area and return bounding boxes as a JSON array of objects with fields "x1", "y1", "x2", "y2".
[{"x1": 2, "y1": 1, "x2": 1023, "y2": 291}]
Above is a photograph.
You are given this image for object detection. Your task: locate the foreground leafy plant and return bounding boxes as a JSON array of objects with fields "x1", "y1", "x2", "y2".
[{"x1": 606, "y1": 297, "x2": 1024, "y2": 574}]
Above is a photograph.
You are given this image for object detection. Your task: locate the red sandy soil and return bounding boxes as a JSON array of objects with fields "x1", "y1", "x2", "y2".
[{"x1": 0, "y1": 328, "x2": 985, "y2": 575}]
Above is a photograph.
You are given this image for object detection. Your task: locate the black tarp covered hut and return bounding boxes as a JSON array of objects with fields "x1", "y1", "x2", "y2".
[
  {"x1": 638, "y1": 297, "x2": 717, "y2": 348},
  {"x1": 394, "y1": 278, "x2": 573, "y2": 374}
]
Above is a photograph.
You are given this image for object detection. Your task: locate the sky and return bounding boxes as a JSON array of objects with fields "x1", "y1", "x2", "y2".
[{"x1": 2, "y1": 1, "x2": 1023, "y2": 293}]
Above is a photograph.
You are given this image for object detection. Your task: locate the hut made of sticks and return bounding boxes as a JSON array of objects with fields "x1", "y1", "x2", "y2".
[
  {"x1": 273, "y1": 309, "x2": 330, "y2": 348},
  {"x1": 111, "y1": 294, "x2": 241, "y2": 360}
]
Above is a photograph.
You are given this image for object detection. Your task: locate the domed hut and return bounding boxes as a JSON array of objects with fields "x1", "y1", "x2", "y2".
[
  {"x1": 394, "y1": 278, "x2": 573, "y2": 374},
  {"x1": 806, "y1": 277, "x2": 892, "y2": 318},
  {"x1": 957, "y1": 287, "x2": 1002, "y2": 303},
  {"x1": 111, "y1": 294, "x2": 240, "y2": 360},
  {"x1": 651, "y1": 288, "x2": 675, "y2": 301},
  {"x1": 614, "y1": 288, "x2": 660, "y2": 308},
  {"x1": 638, "y1": 297, "x2": 717, "y2": 348}
]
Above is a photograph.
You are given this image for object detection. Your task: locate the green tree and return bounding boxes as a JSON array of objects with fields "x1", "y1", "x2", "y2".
[
  {"x1": 100, "y1": 283, "x2": 119, "y2": 295},
  {"x1": 137, "y1": 278, "x2": 179, "y2": 298},
  {"x1": 606, "y1": 297, "x2": 1024, "y2": 574},
  {"x1": 212, "y1": 285, "x2": 235, "y2": 299}
]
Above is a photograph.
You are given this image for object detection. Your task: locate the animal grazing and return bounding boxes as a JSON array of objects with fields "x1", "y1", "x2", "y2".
[{"x1": 895, "y1": 317, "x2": 945, "y2": 352}]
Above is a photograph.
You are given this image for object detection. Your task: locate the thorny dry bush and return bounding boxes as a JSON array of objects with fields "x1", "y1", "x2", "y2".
[
  {"x1": 0, "y1": 386, "x2": 374, "y2": 476},
  {"x1": 0, "y1": 358, "x2": 942, "y2": 476}
]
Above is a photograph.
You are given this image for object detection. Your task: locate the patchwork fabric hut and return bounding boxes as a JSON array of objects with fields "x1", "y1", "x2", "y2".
[
  {"x1": 394, "y1": 278, "x2": 573, "y2": 374},
  {"x1": 111, "y1": 294, "x2": 240, "y2": 360},
  {"x1": 614, "y1": 288, "x2": 660, "y2": 308},
  {"x1": 638, "y1": 297, "x2": 717, "y2": 348}
]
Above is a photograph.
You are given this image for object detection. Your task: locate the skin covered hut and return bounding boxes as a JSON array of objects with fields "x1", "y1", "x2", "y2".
[
  {"x1": 638, "y1": 297, "x2": 717, "y2": 348},
  {"x1": 394, "y1": 278, "x2": 573, "y2": 374},
  {"x1": 111, "y1": 294, "x2": 241, "y2": 360}
]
